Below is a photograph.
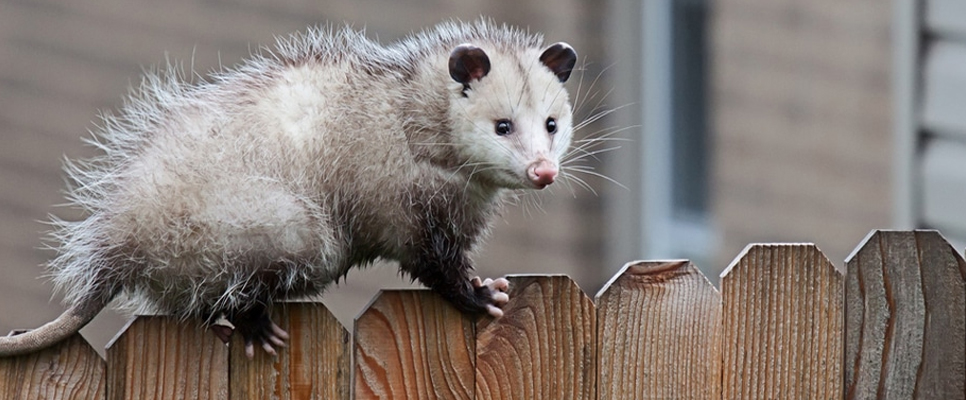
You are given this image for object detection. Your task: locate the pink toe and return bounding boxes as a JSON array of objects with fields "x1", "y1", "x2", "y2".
[
  {"x1": 271, "y1": 323, "x2": 290, "y2": 340},
  {"x1": 262, "y1": 342, "x2": 277, "y2": 357}
]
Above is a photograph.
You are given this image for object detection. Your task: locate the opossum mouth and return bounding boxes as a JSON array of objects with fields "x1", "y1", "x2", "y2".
[
  {"x1": 483, "y1": 167, "x2": 554, "y2": 190},
  {"x1": 529, "y1": 180, "x2": 551, "y2": 190}
]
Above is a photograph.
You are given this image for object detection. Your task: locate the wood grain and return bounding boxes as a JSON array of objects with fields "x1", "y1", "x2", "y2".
[
  {"x1": 106, "y1": 316, "x2": 228, "y2": 400},
  {"x1": 354, "y1": 290, "x2": 475, "y2": 400},
  {"x1": 475, "y1": 275, "x2": 596, "y2": 400},
  {"x1": 720, "y1": 244, "x2": 843, "y2": 399},
  {"x1": 844, "y1": 230, "x2": 966, "y2": 399},
  {"x1": 230, "y1": 302, "x2": 350, "y2": 400},
  {"x1": 0, "y1": 333, "x2": 106, "y2": 399},
  {"x1": 595, "y1": 260, "x2": 722, "y2": 399}
]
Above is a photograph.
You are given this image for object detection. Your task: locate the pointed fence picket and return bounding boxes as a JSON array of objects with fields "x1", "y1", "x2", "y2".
[
  {"x1": 475, "y1": 275, "x2": 597, "y2": 400},
  {"x1": 596, "y1": 260, "x2": 721, "y2": 399},
  {"x1": 0, "y1": 230, "x2": 963, "y2": 399},
  {"x1": 0, "y1": 333, "x2": 105, "y2": 399},
  {"x1": 844, "y1": 230, "x2": 966, "y2": 399},
  {"x1": 354, "y1": 290, "x2": 474, "y2": 399},
  {"x1": 720, "y1": 244, "x2": 843, "y2": 399},
  {"x1": 230, "y1": 302, "x2": 349, "y2": 400},
  {"x1": 106, "y1": 316, "x2": 228, "y2": 400}
]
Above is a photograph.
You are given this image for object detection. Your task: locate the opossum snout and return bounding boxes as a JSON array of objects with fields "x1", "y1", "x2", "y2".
[{"x1": 527, "y1": 160, "x2": 558, "y2": 189}]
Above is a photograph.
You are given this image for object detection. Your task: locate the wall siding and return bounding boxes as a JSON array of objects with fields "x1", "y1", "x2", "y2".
[{"x1": 917, "y1": 0, "x2": 966, "y2": 248}]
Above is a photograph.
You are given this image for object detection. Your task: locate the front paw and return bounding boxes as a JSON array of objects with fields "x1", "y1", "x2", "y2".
[
  {"x1": 218, "y1": 308, "x2": 290, "y2": 359},
  {"x1": 472, "y1": 276, "x2": 510, "y2": 318}
]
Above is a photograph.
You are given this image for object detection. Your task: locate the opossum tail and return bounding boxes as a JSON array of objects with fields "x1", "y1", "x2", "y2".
[{"x1": 0, "y1": 288, "x2": 116, "y2": 357}]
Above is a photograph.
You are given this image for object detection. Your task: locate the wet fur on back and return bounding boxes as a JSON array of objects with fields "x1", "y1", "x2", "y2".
[{"x1": 44, "y1": 19, "x2": 575, "y2": 326}]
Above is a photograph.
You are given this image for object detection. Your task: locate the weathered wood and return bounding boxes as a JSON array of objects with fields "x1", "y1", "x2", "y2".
[
  {"x1": 475, "y1": 275, "x2": 596, "y2": 400},
  {"x1": 231, "y1": 302, "x2": 350, "y2": 400},
  {"x1": 354, "y1": 290, "x2": 475, "y2": 399},
  {"x1": 0, "y1": 333, "x2": 106, "y2": 399},
  {"x1": 4, "y1": 233, "x2": 962, "y2": 399},
  {"x1": 845, "y1": 230, "x2": 966, "y2": 399},
  {"x1": 595, "y1": 260, "x2": 722, "y2": 399},
  {"x1": 720, "y1": 244, "x2": 843, "y2": 399},
  {"x1": 106, "y1": 316, "x2": 228, "y2": 400}
]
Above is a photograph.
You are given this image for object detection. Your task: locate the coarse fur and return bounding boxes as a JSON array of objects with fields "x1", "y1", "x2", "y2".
[{"x1": 1, "y1": 19, "x2": 578, "y2": 356}]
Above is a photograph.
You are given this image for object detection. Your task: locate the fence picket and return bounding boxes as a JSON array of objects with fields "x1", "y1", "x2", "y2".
[
  {"x1": 475, "y1": 275, "x2": 596, "y2": 400},
  {"x1": 230, "y1": 302, "x2": 350, "y2": 400},
  {"x1": 106, "y1": 316, "x2": 228, "y2": 400},
  {"x1": 354, "y1": 290, "x2": 475, "y2": 400},
  {"x1": 0, "y1": 333, "x2": 105, "y2": 399},
  {"x1": 844, "y1": 230, "x2": 966, "y2": 399},
  {"x1": 595, "y1": 260, "x2": 722, "y2": 400},
  {"x1": 6, "y1": 231, "x2": 966, "y2": 399},
  {"x1": 720, "y1": 244, "x2": 843, "y2": 399}
]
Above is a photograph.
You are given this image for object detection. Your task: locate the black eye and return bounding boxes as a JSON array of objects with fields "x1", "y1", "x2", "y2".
[
  {"x1": 495, "y1": 119, "x2": 513, "y2": 136},
  {"x1": 546, "y1": 117, "x2": 557, "y2": 134}
]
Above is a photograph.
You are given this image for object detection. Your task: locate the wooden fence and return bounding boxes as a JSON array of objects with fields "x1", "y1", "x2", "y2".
[{"x1": 0, "y1": 230, "x2": 964, "y2": 399}]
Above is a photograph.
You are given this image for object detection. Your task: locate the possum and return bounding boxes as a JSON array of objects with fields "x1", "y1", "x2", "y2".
[{"x1": 0, "y1": 20, "x2": 578, "y2": 358}]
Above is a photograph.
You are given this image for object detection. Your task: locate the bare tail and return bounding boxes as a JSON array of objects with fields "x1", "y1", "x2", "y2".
[{"x1": 0, "y1": 291, "x2": 115, "y2": 357}]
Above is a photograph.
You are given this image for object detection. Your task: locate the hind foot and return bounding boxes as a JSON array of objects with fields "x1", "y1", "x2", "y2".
[
  {"x1": 209, "y1": 307, "x2": 290, "y2": 358},
  {"x1": 472, "y1": 277, "x2": 510, "y2": 318}
]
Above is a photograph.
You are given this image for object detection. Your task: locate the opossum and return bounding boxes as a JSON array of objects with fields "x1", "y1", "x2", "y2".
[{"x1": 0, "y1": 20, "x2": 577, "y2": 358}]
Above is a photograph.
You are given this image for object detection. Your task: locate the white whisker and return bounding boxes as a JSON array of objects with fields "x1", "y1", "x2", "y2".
[
  {"x1": 560, "y1": 172, "x2": 598, "y2": 196},
  {"x1": 563, "y1": 146, "x2": 622, "y2": 165},
  {"x1": 563, "y1": 166, "x2": 627, "y2": 190}
]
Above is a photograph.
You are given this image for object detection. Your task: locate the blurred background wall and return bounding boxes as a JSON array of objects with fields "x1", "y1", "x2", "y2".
[
  {"x1": 605, "y1": 0, "x2": 894, "y2": 276},
  {"x1": 3, "y1": 0, "x2": 956, "y2": 356},
  {"x1": 710, "y1": 1, "x2": 894, "y2": 265}
]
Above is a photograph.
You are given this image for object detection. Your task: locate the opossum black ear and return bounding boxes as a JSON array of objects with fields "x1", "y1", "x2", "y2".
[
  {"x1": 540, "y1": 42, "x2": 577, "y2": 82},
  {"x1": 449, "y1": 44, "x2": 491, "y2": 86}
]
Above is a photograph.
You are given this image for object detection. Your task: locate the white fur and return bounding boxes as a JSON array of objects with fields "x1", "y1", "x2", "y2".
[
  {"x1": 45, "y1": 20, "x2": 574, "y2": 320},
  {"x1": 449, "y1": 45, "x2": 573, "y2": 188}
]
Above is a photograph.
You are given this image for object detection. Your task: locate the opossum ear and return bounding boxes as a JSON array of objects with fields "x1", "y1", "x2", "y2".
[
  {"x1": 449, "y1": 44, "x2": 491, "y2": 86},
  {"x1": 539, "y1": 42, "x2": 577, "y2": 82}
]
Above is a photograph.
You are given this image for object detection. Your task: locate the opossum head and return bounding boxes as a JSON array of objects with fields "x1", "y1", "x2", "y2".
[{"x1": 447, "y1": 42, "x2": 577, "y2": 190}]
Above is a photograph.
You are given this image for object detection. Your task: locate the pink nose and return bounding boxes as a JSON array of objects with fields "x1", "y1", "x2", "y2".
[{"x1": 527, "y1": 161, "x2": 558, "y2": 188}]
